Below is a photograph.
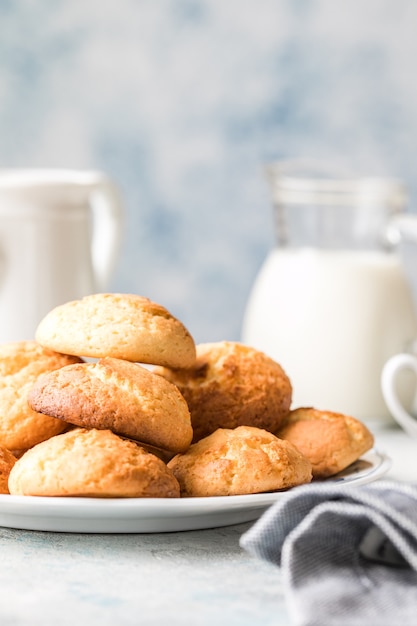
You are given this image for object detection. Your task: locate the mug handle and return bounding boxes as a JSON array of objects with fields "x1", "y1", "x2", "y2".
[
  {"x1": 88, "y1": 174, "x2": 124, "y2": 292},
  {"x1": 381, "y1": 353, "x2": 417, "y2": 438}
]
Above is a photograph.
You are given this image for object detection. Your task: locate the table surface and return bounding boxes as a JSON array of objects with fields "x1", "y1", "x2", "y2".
[{"x1": 0, "y1": 422, "x2": 415, "y2": 626}]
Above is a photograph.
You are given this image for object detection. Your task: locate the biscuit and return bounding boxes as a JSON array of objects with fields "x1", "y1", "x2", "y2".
[
  {"x1": 154, "y1": 341, "x2": 292, "y2": 442},
  {"x1": 8, "y1": 428, "x2": 180, "y2": 498},
  {"x1": 275, "y1": 407, "x2": 374, "y2": 479},
  {"x1": 28, "y1": 357, "x2": 193, "y2": 454},
  {"x1": 0, "y1": 341, "x2": 82, "y2": 452},
  {"x1": 35, "y1": 293, "x2": 196, "y2": 368},
  {"x1": 0, "y1": 446, "x2": 17, "y2": 494},
  {"x1": 167, "y1": 426, "x2": 312, "y2": 497}
]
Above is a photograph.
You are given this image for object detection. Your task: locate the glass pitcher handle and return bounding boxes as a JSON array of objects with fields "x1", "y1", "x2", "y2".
[{"x1": 89, "y1": 174, "x2": 124, "y2": 292}]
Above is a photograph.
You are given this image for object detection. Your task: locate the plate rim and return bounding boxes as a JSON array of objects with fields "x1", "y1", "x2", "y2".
[{"x1": 0, "y1": 448, "x2": 391, "y2": 522}]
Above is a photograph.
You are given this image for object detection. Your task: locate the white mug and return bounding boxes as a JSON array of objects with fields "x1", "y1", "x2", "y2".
[
  {"x1": 381, "y1": 352, "x2": 417, "y2": 438},
  {"x1": 0, "y1": 169, "x2": 123, "y2": 343},
  {"x1": 381, "y1": 214, "x2": 417, "y2": 436}
]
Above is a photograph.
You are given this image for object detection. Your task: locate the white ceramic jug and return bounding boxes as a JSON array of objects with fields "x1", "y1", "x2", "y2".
[
  {"x1": 242, "y1": 160, "x2": 417, "y2": 424},
  {"x1": 0, "y1": 169, "x2": 123, "y2": 343}
]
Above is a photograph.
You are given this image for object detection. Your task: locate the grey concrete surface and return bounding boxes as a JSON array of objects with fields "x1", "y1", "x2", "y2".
[{"x1": 0, "y1": 522, "x2": 287, "y2": 626}]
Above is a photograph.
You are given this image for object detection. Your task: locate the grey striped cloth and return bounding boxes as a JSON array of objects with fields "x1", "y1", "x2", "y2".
[{"x1": 240, "y1": 481, "x2": 417, "y2": 626}]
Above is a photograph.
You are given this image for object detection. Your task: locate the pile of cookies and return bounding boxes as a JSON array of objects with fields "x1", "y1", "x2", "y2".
[{"x1": 0, "y1": 292, "x2": 374, "y2": 499}]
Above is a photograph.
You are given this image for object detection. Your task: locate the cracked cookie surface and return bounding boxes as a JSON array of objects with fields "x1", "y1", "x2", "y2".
[{"x1": 168, "y1": 425, "x2": 312, "y2": 497}]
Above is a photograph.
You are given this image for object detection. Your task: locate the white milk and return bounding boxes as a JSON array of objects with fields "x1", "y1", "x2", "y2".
[{"x1": 242, "y1": 248, "x2": 417, "y2": 422}]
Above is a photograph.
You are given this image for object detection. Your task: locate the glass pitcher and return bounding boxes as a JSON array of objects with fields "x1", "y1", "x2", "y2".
[{"x1": 241, "y1": 159, "x2": 417, "y2": 424}]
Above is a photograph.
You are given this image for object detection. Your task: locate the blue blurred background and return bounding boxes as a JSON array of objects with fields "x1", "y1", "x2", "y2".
[{"x1": 1, "y1": 0, "x2": 416, "y2": 343}]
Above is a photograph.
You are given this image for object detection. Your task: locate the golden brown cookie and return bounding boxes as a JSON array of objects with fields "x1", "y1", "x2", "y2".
[
  {"x1": 8, "y1": 428, "x2": 180, "y2": 498},
  {"x1": 275, "y1": 407, "x2": 374, "y2": 479},
  {"x1": 168, "y1": 426, "x2": 312, "y2": 497},
  {"x1": 154, "y1": 341, "x2": 292, "y2": 442},
  {"x1": 28, "y1": 357, "x2": 193, "y2": 454},
  {"x1": 0, "y1": 341, "x2": 82, "y2": 452},
  {"x1": 0, "y1": 446, "x2": 17, "y2": 494},
  {"x1": 35, "y1": 292, "x2": 196, "y2": 368}
]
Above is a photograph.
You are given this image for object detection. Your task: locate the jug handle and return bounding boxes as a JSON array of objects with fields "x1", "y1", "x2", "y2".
[
  {"x1": 385, "y1": 213, "x2": 417, "y2": 247},
  {"x1": 89, "y1": 174, "x2": 124, "y2": 292}
]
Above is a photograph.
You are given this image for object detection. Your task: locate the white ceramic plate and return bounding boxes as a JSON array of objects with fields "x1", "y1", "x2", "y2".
[{"x1": 0, "y1": 449, "x2": 391, "y2": 534}]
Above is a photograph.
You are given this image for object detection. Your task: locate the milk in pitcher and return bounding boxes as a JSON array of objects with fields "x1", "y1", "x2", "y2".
[{"x1": 242, "y1": 247, "x2": 417, "y2": 420}]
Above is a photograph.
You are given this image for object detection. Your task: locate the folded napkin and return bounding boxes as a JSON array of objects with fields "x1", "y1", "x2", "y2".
[{"x1": 240, "y1": 480, "x2": 417, "y2": 626}]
